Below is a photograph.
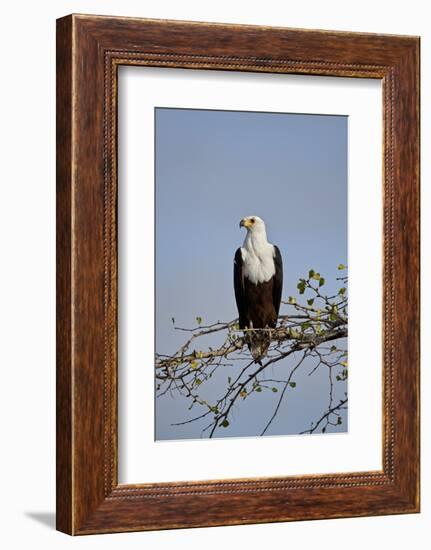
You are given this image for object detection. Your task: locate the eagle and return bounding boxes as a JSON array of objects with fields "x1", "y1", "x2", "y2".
[{"x1": 234, "y1": 216, "x2": 283, "y2": 362}]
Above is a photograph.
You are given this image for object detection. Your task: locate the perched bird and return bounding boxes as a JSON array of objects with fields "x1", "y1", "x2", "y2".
[{"x1": 234, "y1": 216, "x2": 283, "y2": 362}]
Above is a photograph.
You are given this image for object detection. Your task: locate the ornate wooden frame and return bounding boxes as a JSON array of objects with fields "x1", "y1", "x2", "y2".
[{"x1": 56, "y1": 14, "x2": 420, "y2": 534}]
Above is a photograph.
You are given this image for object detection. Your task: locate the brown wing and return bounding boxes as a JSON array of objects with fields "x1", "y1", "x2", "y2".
[
  {"x1": 234, "y1": 248, "x2": 247, "y2": 328},
  {"x1": 272, "y1": 245, "x2": 283, "y2": 319}
]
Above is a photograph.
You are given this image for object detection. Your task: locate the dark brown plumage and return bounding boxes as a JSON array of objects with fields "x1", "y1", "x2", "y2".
[{"x1": 234, "y1": 244, "x2": 283, "y2": 361}]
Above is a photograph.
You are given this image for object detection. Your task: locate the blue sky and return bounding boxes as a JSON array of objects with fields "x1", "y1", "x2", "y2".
[{"x1": 155, "y1": 107, "x2": 347, "y2": 440}]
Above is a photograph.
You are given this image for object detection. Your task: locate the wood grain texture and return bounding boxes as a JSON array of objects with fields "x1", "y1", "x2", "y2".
[
  {"x1": 56, "y1": 14, "x2": 420, "y2": 535},
  {"x1": 56, "y1": 15, "x2": 73, "y2": 535}
]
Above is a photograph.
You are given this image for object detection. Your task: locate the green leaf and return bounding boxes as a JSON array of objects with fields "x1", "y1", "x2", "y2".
[
  {"x1": 221, "y1": 419, "x2": 230, "y2": 428},
  {"x1": 337, "y1": 417, "x2": 342, "y2": 425},
  {"x1": 312, "y1": 272, "x2": 321, "y2": 280},
  {"x1": 195, "y1": 378, "x2": 202, "y2": 386},
  {"x1": 228, "y1": 376, "x2": 232, "y2": 385},
  {"x1": 309, "y1": 269, "x2": 315, "y2": 278},
  {"x1": 302, "y1": 322, "x2": 311, "y2": 330},
  {"x1": 288, "y1": 296, "x2": 296, "y2": 304},
  {"x1": 196, "y1": 316, "x2": 202, "y2": 325},
  {"x1": 297, "y1": 280, "x2": 306, "y2": 294},
  {"x1": 319, "y1": 277, "x2": 325, "y2": 287},
  {"x1": 256, "y1": 387, "x2": 262, "y2": 392},
  {"x1": 330, "y1": 345, "x2": 337, "y2": 352},
  {"x1": 338, "y1": 264, "x2": 346, "y2": 270},
  {"x1": 307, "y1": 298, "x2": 314, "y2": 306},
  {"x1": 338, "y1": 287, "x2": 346, "y2": 295},
  {"x1": 190, "y1": 360, "x2": 198, "y2": 369},
  {"x1": 289, "y1": 382, "x2": 296, "y2": 388},
  {"x1": 271, "y1": 387, "x2": 278, "y2": 393}
]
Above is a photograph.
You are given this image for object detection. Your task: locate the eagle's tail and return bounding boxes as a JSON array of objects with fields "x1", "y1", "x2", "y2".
[{"x1": 246, "y1": 330, "x2": 270, "y2": 363}]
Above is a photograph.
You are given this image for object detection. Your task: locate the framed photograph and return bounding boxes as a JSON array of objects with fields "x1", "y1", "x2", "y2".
[{"x1": 56, "y1": 14, "x2": 420, "y2": 534}]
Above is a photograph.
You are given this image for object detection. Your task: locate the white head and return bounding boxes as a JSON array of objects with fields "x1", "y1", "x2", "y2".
[{"x1": 239, "y1": 215, "x2": 267, "y2": 236}]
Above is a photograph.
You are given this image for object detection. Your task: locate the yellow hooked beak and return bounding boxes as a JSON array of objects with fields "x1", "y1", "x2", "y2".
[{"x1": 239, "y1": 218, "x2": 253, "y2": 229}]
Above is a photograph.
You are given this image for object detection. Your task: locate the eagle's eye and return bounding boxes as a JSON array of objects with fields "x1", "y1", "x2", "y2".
[{"x1": 250, "y1": 218, "x2": 255, "y2": 224}]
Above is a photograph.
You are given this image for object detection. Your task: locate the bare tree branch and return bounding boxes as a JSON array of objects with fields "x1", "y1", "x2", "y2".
[{"x1": 300, "y1": 399, "x2": 348, "y2": 434}]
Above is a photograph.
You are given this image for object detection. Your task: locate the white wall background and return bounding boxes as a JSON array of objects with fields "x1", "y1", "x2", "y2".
[{"x1": 0, "y1": 1, "x2": 427, "y2": 548}]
